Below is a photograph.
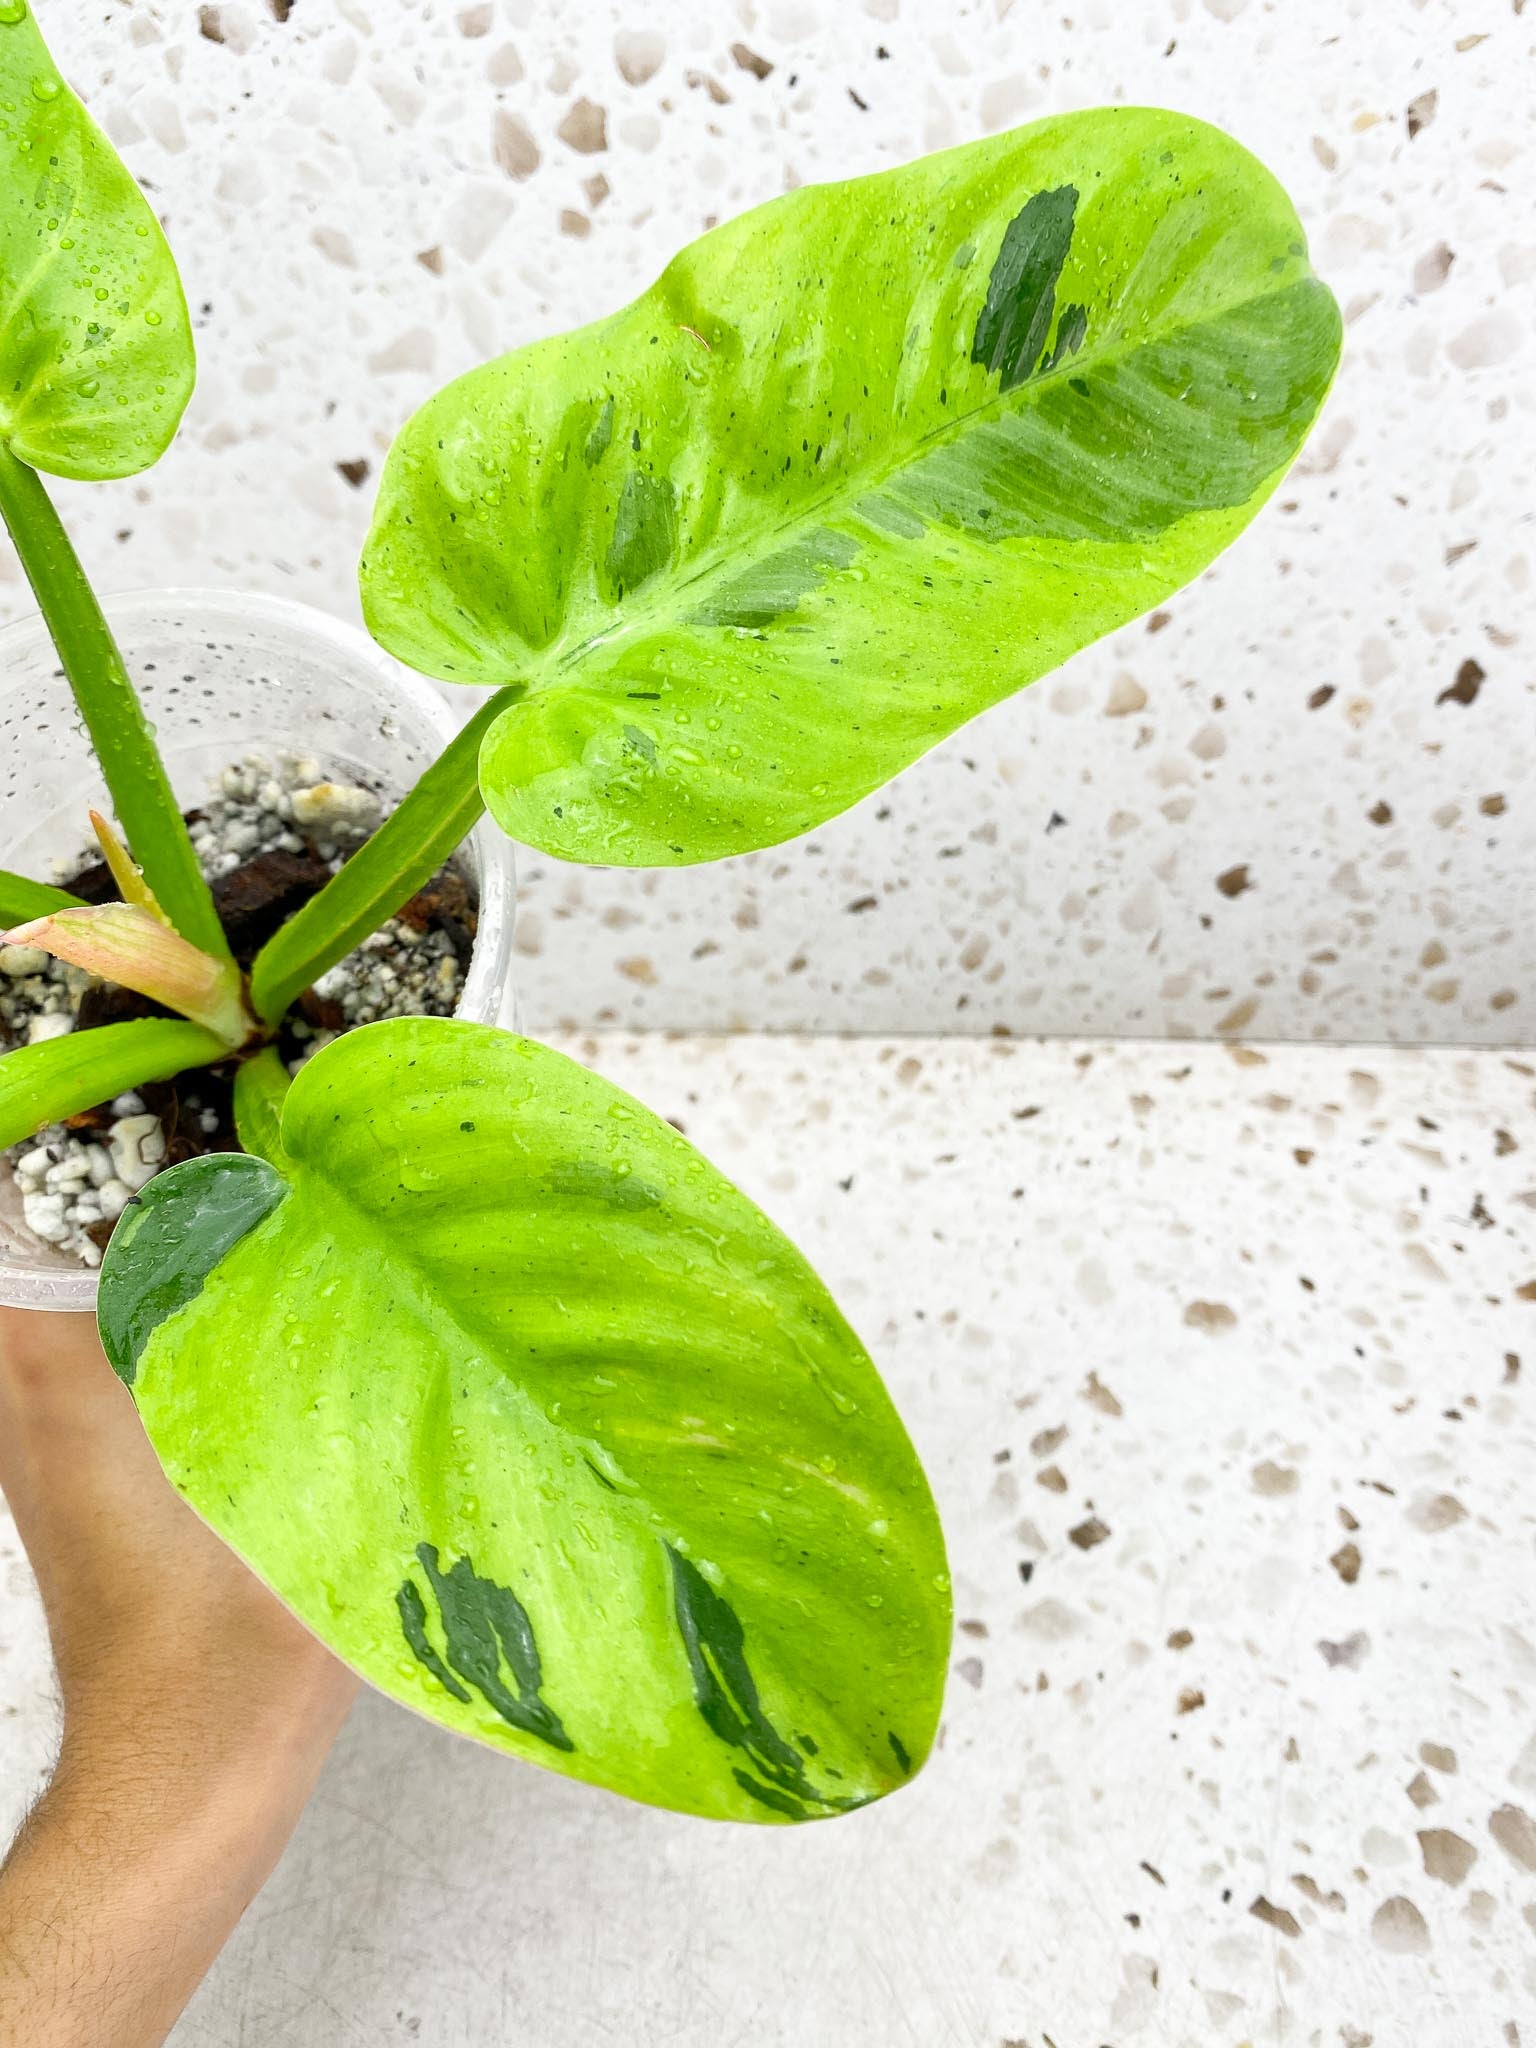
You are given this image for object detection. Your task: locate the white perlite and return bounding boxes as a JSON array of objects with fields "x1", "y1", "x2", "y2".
[
  {"x1": 3, "y1": 752, "x2": 470, "y2": 1268},
  {"x1": 15, "y1": 1121, "x2": 142, "y2": 1263},
  {"x1": 0, "y1": 947, "x2": 49, "y2": 978},
  {"x1": 178, "y1": 751, "x2": 334, "y2": 877},
  {"x1": 289, "y1": 781, "x2": 382, "y2": 839}
]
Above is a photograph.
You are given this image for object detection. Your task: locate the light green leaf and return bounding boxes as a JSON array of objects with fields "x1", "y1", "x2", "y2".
[
  {"x1": 362, "y1": 107, "x2": 1340, "y2": 866},
  {"x1": 0, "y1": 1016, "x2": 225, "y2": 1151},
  {"x1": 0, "y1": 0, "x2": 194, "y2": 480},
  {"x1": 99, "y1": 1019, "x2": 949, "y2": 1823}
]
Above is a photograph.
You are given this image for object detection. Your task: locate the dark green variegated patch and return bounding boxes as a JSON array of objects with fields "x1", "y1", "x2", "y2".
[
  {"x1": 971, "y1": 183, "x2": 1079, "y2": 391},
  {"x1": 604, "y1": 470, "x2": 676, "y2": 600},
  {"x1": 399, "y1": 1543, "x2": 573, "y2": 1752},
  {"x1": 1038, "y1": 299, "x2": 1087, "y2": 375},
  {"x1": 97, "y1": 1153, "x2": 287, "y2": 1388},
  {"x1": 889, "y1": 282, "x2": 1338, "y2": 545},
  {"x1": 691, "y1": 527, "x2": 859, "y2": 632},
  {"x1": 668, "y1": 1546, "x2": 869, "y2": 1821},
  {"x1": 397, "y1": 1578, "x2": 470, "y2": 1704},
  {"x1": 100, "y1": 1019, "x2": 948, "y2": 1823},
  {"x1": 583, "y1": 394, "x2": 616, "y2": 468},
  {"x1": 543, "y1": 1158, "x2": 662, "y2": 1211},
  {"x1": 362, "y1": 107, "x2": 1340, "y2": 867}
]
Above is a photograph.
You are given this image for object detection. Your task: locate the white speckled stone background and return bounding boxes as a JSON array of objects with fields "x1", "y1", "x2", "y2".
[
  {"x1": 4, "y1": 0, "x2": 1531, "y2": 1045},
  {"x1": 4, "y1": 6, "x2": 1536, "y2": 2047},
  {"x1": 6, "y1": 1033, "x2": 1535, "y2": 2045}
]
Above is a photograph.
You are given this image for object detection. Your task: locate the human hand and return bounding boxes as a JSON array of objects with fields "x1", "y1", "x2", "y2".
[{"x1": 0, "y1": 1308, "x2": 359, "y2": 2048}]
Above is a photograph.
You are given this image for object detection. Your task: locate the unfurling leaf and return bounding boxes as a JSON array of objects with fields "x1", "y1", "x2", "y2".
[
  {"x1": 98, "y1": 1019, "x2": 949, "y2": 1823},
  {"x1": 4, "y1": 904, "x2": 251, "y2": 1048},
  {"x1": 88, "y1": 810, "x2": 171, "y2": 925},
  {"x1": 362, "y1": 107, "x2": 1341, "y2": 866}
]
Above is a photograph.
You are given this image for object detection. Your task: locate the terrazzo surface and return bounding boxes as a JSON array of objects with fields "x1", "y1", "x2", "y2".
[
  {"x1": 2, "y1": 0, "x2": 1530, "y2": 1045},
  {"x1": 2, "y1": 1028, "x2": 1533, "y2": 2046}
]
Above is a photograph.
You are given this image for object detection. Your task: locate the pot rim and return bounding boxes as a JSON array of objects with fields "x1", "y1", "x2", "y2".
[{"x1": 0, "y1": 585, "x2": 516, "y2": 1312}]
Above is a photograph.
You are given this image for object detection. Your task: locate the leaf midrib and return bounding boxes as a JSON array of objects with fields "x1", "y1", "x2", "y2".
[
  {"x1": 287, "y1": 1155, "x2": 907, "y2": 1623},
  {"x1": 299, "y1": 1154, "x2": 811, "y2": 1473},
  {"x1": 534, "y1": 255, "x2": 1318, "y2": 687},
  {"x1": 267, "y1": 1160, "x2": 894, "y2": 1766},
  {"x1": 288, "y1": 1159, "x2": 655, "y2": 1509}
]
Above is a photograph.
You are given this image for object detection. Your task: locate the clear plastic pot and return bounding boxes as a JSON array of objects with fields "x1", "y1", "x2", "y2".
[{"x1": 0, "y1": 588, "x2": 516, "y2": 1313}]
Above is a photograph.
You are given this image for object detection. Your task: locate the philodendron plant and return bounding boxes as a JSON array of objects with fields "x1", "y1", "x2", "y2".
[{"x1": 0, "y1": 4, "x2": 1340, "y2": 1823}]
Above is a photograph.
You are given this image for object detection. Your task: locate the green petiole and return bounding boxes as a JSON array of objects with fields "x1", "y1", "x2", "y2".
[
  {"x1": 232, "y1": 1046, "x2": 292, "y2": 1168},
  {"x1": 0, "y1": 444, "x2": 233, "y2": 968},
  {"x1": 0, "y1": 1018, "x2": 227, "y2": 1154},
  {"x1": 248, "y1": 685, "x2": 518, "y2": 1028},
  {"x1": 0, "y1": 870, "x2": 84, "y2": 927}
]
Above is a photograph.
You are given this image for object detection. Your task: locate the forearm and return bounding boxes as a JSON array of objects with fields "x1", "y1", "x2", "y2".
[
  {"x1": 0, "y1": 1308, "x2": 358, "y2": 2048},
  {"x1": 0, "y1": 1683, "x2": 351, "y2": 2048}
]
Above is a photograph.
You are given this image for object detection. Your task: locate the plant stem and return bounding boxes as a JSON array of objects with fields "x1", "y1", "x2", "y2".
[
  {"x1": 232, "y1": 1047, "x2": 291, "y2": 1168},
  {"x1": 248, "y1": 686, "x2": 518, "y2": 1027},
  {"x1": 0, "y1": 444, "x2": 232, "y2": 965}
]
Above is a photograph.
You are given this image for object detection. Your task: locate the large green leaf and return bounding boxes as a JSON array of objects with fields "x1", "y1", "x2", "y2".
[
  {"x1": 361, "y1": 107, "x2": 1340, "y2": 866},
  {"x1": 98, "y1": 1019, "x2": 949, "y2": 1823},
  {"x1": 0, "y1": 0, "x2": 194, "y2": 479}
]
